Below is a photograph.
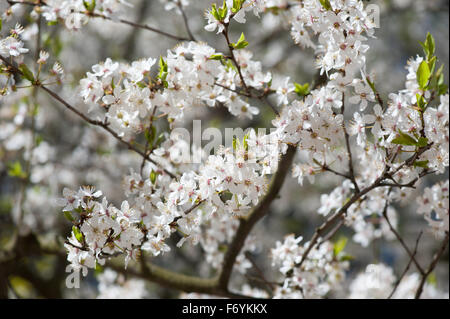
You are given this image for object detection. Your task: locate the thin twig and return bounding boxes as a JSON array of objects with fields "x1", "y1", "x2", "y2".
[
  {"x1": 388, "y1": 231, "x2": 423, "y2": 299},
  {"x1": 177, "y1": 1, "x2": 196, "y2": 41},
  {"x1": 222, "y1": 25, "x2": 249, "y2": 93},
  {"x1": 415, "y1": 232, "x2": 449, "y2": 299},
  {"x1": 383, "y1": 201, "x2": 426, "y2": 275}
]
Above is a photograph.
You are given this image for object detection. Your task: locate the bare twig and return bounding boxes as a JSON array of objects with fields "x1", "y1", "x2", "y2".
[
  {"x1": 383, "y1": 201, "x2": 425, "y2": 275},
  {"x1": 415, "y1": 232, "x2": 449, "y2": 299},
  {"x1": 222, "y1": 24, "x2": 249, "y2": 93},
  {"x1": 341, "y1": 93, "x2": 360, "y2": 193},
  {"x1": 388, "y1": 231, "x2": 423, "y2": 299},
  {"x1": 177, "y1": 1, "x2": 196, "y2": 41}
]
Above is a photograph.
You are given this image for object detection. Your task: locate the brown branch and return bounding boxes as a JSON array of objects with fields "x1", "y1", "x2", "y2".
[
  {"x1": 388, "y1": 231, "x2": 423, "y2": 299},
  {"x1": 177, "y1": 1, "x2": 196, "y2": 41},
  {"x1": 88, "y1": 12, "x2": 189, "y2": 42},
  {"x1": 218, "y1": 145, "x2": 297, "y2": 290},
  {"x1": 415, "y1": 232, "x2": 449, "y2": 299},
  {"x1": 39, "y1": 85, "x2": 177, "y2": 179},
  {"x1": 296, "y1": 169, "x2": 390, "y2": 268},
  {"x1": 245, "y1": 251, "x2": 275, "y2": 295},
  {"x1": 222, "y1": 24, "x2": 249, "y2": 93},
  {"x1": 383, "y1": 200, "x2": 425, "y2": 275},
  {"x1": 341, "y1": 93, "x2": 360, "y2": 193},
  {"x1": 0, "y1": 54, "x2": 177, "y2": 179},
  {"x1": 7, "y1": 0, "x2": 189, "y2": 42}
]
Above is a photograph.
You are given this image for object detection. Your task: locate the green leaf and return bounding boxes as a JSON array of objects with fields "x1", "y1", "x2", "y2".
[
  {"x1": 157, "y1": 56, "x2": 168, "y2": 87},
  {"x1": 294, "y1": 82, "x2": 310, "y2": 97},
  {"x1": 427, "y1": 272, "x2": 437, "y2": 287},
  {"x1": 7, "y1": 161, "x2": 27, "y2": 179},
  {"x1": 416, "y1": 93, "x2": 425, "y2": 110},
  {"x1": 232, "y1": 0, "x2": 243, "y2": 13},
  {"x1": 391, "y1": 131, "x2": 418, "y2": 146},
  {"x1": 428, "y1": 56, "x2": 437, "y2": 75},
  {"x1": 145, "y1": 125, "x2": 156, "y2": 146},
  {"x1": 319, "y1": 0, "x2": 332, "y2": 10},
  {"x1": 72, "y1": 226, "x2": 84, "y2": 244},
  {"x1": 18, "y1": 63, "x2": 35, "y2": 82},
  {"x1": 218, "y1": 0, "x2": 228, "y2": 20},
  {"x1": 0, "y1": 18, "x2": 2, "y2": 32},
  {"x1": 413, "y1": 160, "x2": 429, "y2": 168},
  {"x1": 158, "y1": 56, "x2": 168, "y2": 74},
  {"x1": 150, "y1": 170, "x2": 158, "y2": 184},
  {"x1": 340, "y1": 254, "x2": 354, "y2": 262},
  {"x1": 83, "y1": 0, "x2": 96, "y2": 12},
  {"x1": 417, "y1": 61, "x2": 431, "y2": 90},
  {"x1": 333, "y1": 237, "x2": 348, "y2": 257},
  {"x1": 209, "y1": 54, "x2": 224, "y2": 61},
  {"x1": 63, "y1": 211, "x2": 75, "y2": 222},
  {"x1": 243, "y1": 131, "x2": 250, "y2": 151},
  {"x1": 211, "y1": 4, "x2": 221, "y2": 21},
  {"x1": 416, "y1": 137, "x2": 429, "y2": 148},
  {"x1": 232, "y1": 33, "x2": 248, "y2": 50},
  {"x1": 94, "y1": 261, "x2": 104, "y2": 275},
  {"x1": 424, "y1": 32, "x2": 435, "y2": 60},
  {"x1": 438, "y1": 83, "x2": 448, "y2": 95}
]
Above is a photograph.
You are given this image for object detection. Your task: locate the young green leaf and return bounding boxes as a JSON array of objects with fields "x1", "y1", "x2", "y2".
[
  {"x1": 232, "y1": 33, "x2": 249, "y2": 50},
  {"x1": 145, "y1": 125, "x2": 157, "y2": 146},
  {"x1": 150, "y1": 170, "x2": 158, "y2": 184},
  {"x1": 391, "y1": 131, "x2": 418, "y2": 146},
  {"x1": 416, "y1": 137, "x2": 428, "y2": 148},
  {"x1": 209, "y1": 54, "x2": 224, "y2": 61},
  {"x1": 413, "y1": 160, "x2": 429, "y2": 168},
  {"x1": 294, "y1": 82, "x2": 310, "y2": 97},
  {"x1": 218, "y1": 0, "x2": 228, "y2": 20},
  {"x1": 334, "y1": 237, "x2": 348, "y2": 257},
  {"x1": 319, "y1": 0, "x2": 332, "y2": 11},
  {"x1": 18, "y1": 63, "x2": 35, "y2": 82},
  {"x1": 64, "y1": 211, "x2": 75, "y2": 222},
  {"x1": 416, "y1": 93, "x2": 425, "y2": 110},
  {"x1": 425, "y1": 32, "x2": 435, "y2": 60},
  {"x1": 232, "y1": 0, "x2": 243, "y2": 13},
  {"x1": 72, "y1": 226, "x2": 84, "y2": 244},
  {"x1": 83, "y1": 0, "x2": 96, "y2": 12},
  {"x1": 417, "y1": 61, "x2": 431, "y2": 90},
  {"x1": 7, "y1": 161, "x2": 27, "y2": 179}
]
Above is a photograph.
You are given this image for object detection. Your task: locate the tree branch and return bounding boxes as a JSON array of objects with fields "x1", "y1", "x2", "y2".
[
  {"x1": 415, "y1": 232, "x2": 449, "y2": 299},
  {"x1": 218, "y1": 145, "x2": 297, "y2": 290},
  {"x1": 388, "y1": 231, "x2": 423, "y2": 299}
]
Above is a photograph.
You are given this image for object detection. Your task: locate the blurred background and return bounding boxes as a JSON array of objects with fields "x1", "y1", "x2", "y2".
[{"x1": 0, "y1": 0, "x2": 448, "y2": 298}]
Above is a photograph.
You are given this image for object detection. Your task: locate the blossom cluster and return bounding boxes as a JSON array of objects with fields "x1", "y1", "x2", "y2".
[
  {"x1": 271, "y1": 234, "x2": 349, "y2": 298},
  {"x1": 78, "y1": 41, "x2": 279, "y2": 142},
  {"x1": 39, "y1": 0, "x2": 132, "y2": 30},
  {"x1": 417, "y1": 180, "x2": 449, "y2": 239},
  {"x1": 270, "y1": 0, "x2": 448, "y2": 249},
  {"x1": 57, "y1": 186, "x2": 147, "y2": 275},
  {"x1": 0, "y1": 23, "x2": 29, "y2": 59}
]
